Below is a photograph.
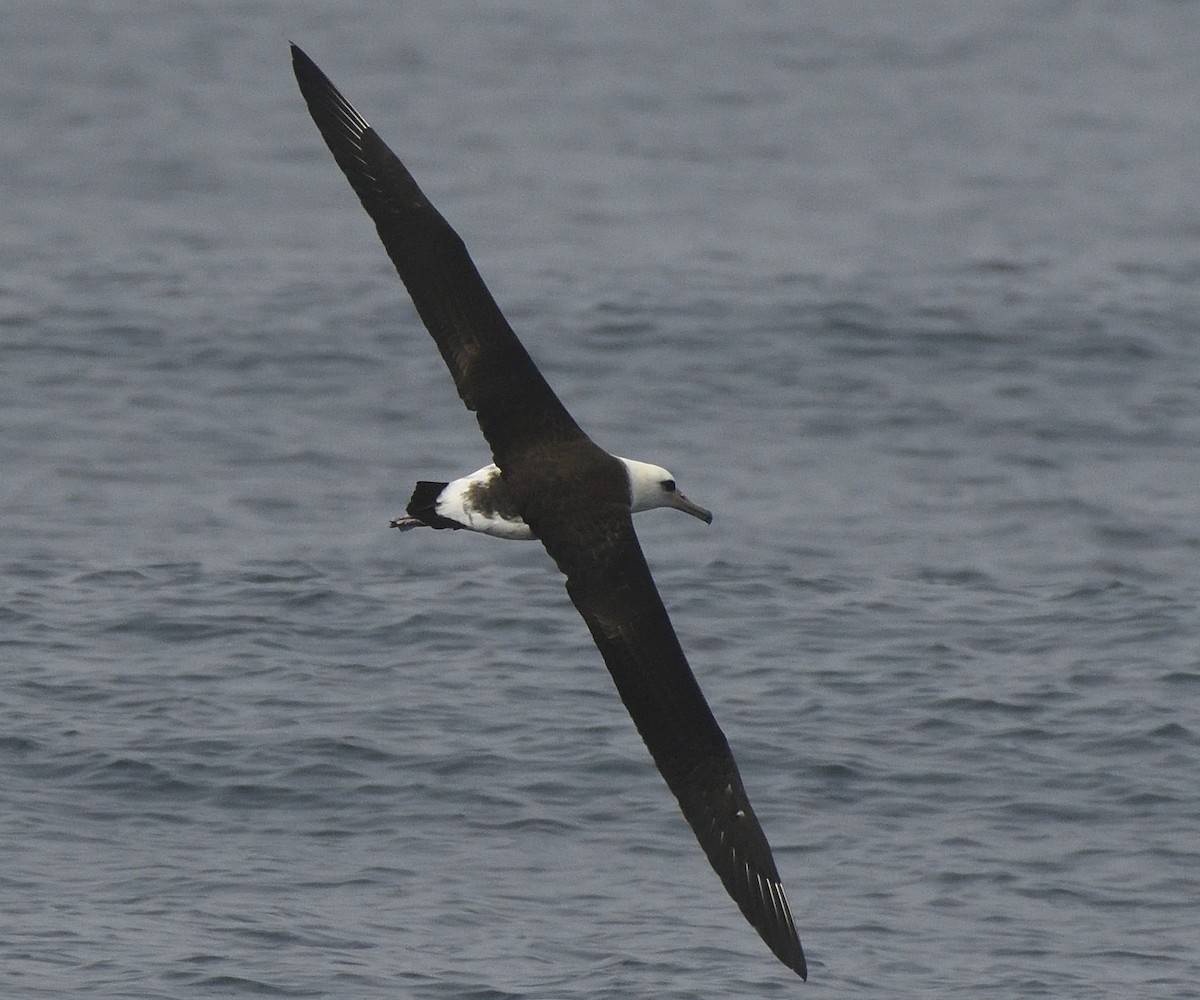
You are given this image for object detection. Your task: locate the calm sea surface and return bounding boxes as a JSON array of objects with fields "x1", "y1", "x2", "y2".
[{"x1": 3, "y1": 4, "x2": 1199, "y2": 998}]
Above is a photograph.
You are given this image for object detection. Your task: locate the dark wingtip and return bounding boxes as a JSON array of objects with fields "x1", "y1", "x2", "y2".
[
  {"x1": 772, "y1": 933, "x2": 807, "y2": 979},
  {"x1": 290, "y1": 42, "x2": 324, "y2": 90},
  {"x1": 792, "y1": 942, "x2": 809, "y2": 981},
  {"x1": 770, "y1": 907, "x2": 807, "y2": 980}
]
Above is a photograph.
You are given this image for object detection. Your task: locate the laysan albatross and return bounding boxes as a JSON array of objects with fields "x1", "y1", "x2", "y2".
[{"x1": 291, "y1": 44, "x2": 807, "y2": 980}]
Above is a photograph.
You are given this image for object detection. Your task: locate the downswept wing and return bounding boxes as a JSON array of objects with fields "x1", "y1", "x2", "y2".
[
  {"x1": 534, "y1": 504, "x2": 808, "y2": 979},
  {"x1": 291, "y1": 45, "x2": 588, "y2": 467}
]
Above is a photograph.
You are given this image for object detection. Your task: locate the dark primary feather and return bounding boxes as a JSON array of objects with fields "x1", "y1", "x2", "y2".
[
  {"x1": 533, "y1": 504, "x2": 807, "y2": 979},
  {"x1": 291, "y1": 44, "x2": 587, "y2": 468},
  {"x1": 291, "y1": 44, "x2": 806, "y2": 980}
]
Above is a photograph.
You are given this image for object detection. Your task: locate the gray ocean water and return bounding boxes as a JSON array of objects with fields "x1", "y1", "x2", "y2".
[{"x1": 3, "y1": 4, "x2": 1199, "y2": 998}]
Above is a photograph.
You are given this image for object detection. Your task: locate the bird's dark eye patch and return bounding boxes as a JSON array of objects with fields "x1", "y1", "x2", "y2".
[{"x1": 662, "y1": 479, "x2": 676, "y2": 492}]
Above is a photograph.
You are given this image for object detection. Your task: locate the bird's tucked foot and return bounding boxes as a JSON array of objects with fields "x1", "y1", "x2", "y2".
[{"x1": 389, "y1": 515, "x2": 426, "y2": 531}]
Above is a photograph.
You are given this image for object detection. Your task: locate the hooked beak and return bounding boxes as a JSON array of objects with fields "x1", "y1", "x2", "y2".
[{"x1": 671, "y1": 491, "x2": 714, "y2": 524}]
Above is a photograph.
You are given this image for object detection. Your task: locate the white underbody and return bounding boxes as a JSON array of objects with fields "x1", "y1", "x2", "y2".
[{"x1": 439, "y1": 464, "x2": 533, "y2": 539}]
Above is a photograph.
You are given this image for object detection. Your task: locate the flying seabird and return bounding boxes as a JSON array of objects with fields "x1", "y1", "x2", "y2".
[{"x1": 291, "y1": 44, "x2": 807, "y2": 980}]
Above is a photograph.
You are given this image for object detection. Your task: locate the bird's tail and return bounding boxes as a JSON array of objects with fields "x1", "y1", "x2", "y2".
[
  {"x1": 407, "y1": 480, "x2": 448, "y2": 520},
  {"x1": 390, "y1": 480, "x2": 467, "y2": 531}
]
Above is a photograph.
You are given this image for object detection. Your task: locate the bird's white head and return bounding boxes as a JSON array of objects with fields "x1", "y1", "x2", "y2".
[{"x1": 618, "y1": 458, "x2": 713, "y2": 524}]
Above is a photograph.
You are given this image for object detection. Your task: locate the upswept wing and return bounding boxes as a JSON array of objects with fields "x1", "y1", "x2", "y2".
[
  {"x1": 533, "y1": 503, "x2": 807, "y2": 979},
  {"x1": 291, "y1": 45, "x2": 588, "y2": 467}
]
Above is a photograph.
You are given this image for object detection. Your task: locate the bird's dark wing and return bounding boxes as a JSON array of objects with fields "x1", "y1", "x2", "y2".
[
  {"x1": 291, "y1": 45, "x2": 589, "y2": 467},
  {"x1": 531, "y1": 502, "x2": 807, "y2": 979}
]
